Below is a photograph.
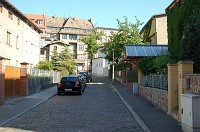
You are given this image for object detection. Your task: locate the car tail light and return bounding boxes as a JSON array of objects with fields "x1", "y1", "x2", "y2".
[
  {"x1": 75, "y1": 81, "x2": 79, "y2": 87},
  {"x1": 58, "y1": 83, "x2": 63, "y2": 87}
]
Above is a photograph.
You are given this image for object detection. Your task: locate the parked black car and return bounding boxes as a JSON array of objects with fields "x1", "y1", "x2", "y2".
[
  {"x1": 57, "y1": 75, "x2": 85, "y2": 95},
  {"x1": 79, "y1": 71, "x2": 92, "y2": 83}
]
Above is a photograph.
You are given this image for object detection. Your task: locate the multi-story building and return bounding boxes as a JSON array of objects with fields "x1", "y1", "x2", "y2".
[
  {"x1": 45, "y1": 16, "x2": 94, "y2": 71},
  {"x1": 96, "y1": 27, "x2": 118, "y2": 44},
  {"x1": 0, "y1": 0, "x2": 42, "y2": 67},
  {"x1": 26, "y1": 15, "x2": 94, "y2": 71},
  {"x1": 140, "y1": 14, "x2": 168, "y2": 45},
  {"x1": 25, "y1": 14, "x2": 50, "y2": 61}
]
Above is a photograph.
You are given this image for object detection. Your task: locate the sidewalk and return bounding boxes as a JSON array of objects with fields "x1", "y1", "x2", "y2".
[
  {"x1": 0, "y1": 86, "x2": 57, "y2": 126},
  {"x1": 111, "y1": 81, "x2": 183, "y2": 132}
]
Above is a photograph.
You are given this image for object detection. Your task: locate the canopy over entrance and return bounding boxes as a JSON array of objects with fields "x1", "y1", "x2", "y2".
[{"x1": 124, "y1": 44, "x2": 169, "y2": 60}]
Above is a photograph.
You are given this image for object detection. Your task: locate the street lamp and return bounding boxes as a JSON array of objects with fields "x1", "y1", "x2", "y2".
[{"x1": 112, "y1": 49, "x2": 114, "y2": 84}]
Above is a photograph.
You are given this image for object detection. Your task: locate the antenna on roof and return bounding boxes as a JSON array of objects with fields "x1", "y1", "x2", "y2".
[{"x1": 69, "y1": 11, "x2": 71, "y2": 18}]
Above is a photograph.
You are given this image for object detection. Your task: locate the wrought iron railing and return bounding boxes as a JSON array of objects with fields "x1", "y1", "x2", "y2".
[{"x1": 142, "y1": 75, "x2": 168, "y2": 90}]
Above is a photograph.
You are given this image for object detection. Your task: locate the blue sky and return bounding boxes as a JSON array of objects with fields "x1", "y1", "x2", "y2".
[{"x1": 9, "y1": 0, "x2": 173, "y2": 29}]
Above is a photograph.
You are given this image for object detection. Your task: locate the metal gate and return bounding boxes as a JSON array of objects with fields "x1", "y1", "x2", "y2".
[{"x1": 5, "y1": 66, "x2": 20, "y2": 97}]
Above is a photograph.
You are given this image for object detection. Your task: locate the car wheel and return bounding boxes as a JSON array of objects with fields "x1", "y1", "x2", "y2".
[
  {"x1": 57, "y1": 91, "x2": 61, "y2": 96},
  {"x1": 78, "y1": 88, "x2": 83, "y2": 95}
]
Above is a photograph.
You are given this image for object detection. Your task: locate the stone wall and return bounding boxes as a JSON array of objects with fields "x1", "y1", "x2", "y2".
[
  {"x1": 185, "y1": 74, "x2": 200, "y2": 95},
  {"x1": 139, "y1": 86, "x2": 168, "y2": 112}
]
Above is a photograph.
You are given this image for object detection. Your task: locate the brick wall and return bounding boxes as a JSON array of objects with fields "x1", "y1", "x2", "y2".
[
  {"x1": 20, "y1": 63, "x2": 28, "y2": 96},
  {"x1": 139, "y1": 86, "x2": 168, "y2": 112},
  {"x1": 0, "y1": 59, "x2": 5, "y2": 105}
]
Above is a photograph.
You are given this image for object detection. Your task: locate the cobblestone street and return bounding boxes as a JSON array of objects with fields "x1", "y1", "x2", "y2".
[{"x1": 1, "y1": 77, "x2": 142, "y2": 132}]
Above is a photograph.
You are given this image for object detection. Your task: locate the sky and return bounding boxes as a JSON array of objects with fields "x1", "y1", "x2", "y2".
[{"x1": 8, "y1": 0, "x2": 173, "y2": 29}]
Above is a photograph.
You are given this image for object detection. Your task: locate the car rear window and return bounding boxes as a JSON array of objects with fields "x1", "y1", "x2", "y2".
[
  {"x1": 80, "y1": 72, "x2": 88, "y2": 75},
  {"x1": 61, "y1": 77, "x2": 76, "y2": 83}
]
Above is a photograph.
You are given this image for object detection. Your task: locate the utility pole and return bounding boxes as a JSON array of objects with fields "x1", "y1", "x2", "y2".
[{"x1": 112, "y1": 49, "x2": 114, "y2": 84}]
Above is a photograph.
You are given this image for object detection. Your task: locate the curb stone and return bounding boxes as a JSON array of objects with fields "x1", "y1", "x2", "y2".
[{"x1": 110, "y1": 84, "x2": 151, "y2": 132}]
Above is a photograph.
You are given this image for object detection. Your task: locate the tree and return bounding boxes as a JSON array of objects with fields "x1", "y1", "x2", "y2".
[
  {"x1": 36, "y1": 60, "x2": 54, "y2": 70},
  {"x1": 59, "y1": 45, "x2": 76, "y2": 75},
  {"x1": 181, "y1": 14, "x2": 200, "y2": 73},
  {"x1": 80, "y1": 29, "x2": 103, "y2": 68},
  {"x1": 101, "y1": 16, "x2": 143, "y2": 69},
  {"x1": 51, "y1": 49, "x2": 60, "y2": 70}
]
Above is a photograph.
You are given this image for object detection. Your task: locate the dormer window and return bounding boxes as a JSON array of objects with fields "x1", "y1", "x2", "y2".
[
  {"x1": 0, "y1": 5, "x2": 3, "y2": 13},
  {"x1": 8, "y1": 11, "x2": 13, "y2": 20},
  {"x1": 17, "y1": 18, "x2": 20, "y2": 25},
  {"x1": 37, "y1": 19, "x2": 43, "y2": 25}
]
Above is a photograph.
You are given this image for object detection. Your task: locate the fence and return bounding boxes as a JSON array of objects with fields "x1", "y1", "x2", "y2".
[
  {"x1": 142, "y1": 74, "x2": 168, "y2": 90},
  {"x1": 28, "y1": 68, "x2": 60, "y2": 85},
  {"x1": 28, "y1": 68, "x2": 61, "y2": 95}
]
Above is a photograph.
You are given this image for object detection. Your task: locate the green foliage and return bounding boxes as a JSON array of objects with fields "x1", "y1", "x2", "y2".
[
  {"x1": 101, "y1": 16, "x2": 143, "y2": 71},
  {"x1": 51, "y1": 49, "x2": 60, "y2": 70},
  {"x1": 59, "y1": 46, "x2": 76, "y2": 75},
  {"x1": 142, "y1": 22, "x2": 152, "y2": 44},
  {"x1": 36, "y1": 60, "x2": 54, "y2": 70},
  {"x1": 137, "y1": 57, "x2": 156, "y2": 75},
  {"x1": 115, "y1": 60, "x2": 132, "y2": 72},
  {"x1": 154, "y1": 55, "x2": 170, "y2": 74},
  {"x1": 127, "y1": 68, "x2": 138, "y2": 82},
  {"x1": 181, "y1": 14, "x2": 200, "y2": 73},
  {"x1": 51, "y1": 45, "x2": 76, "y2": 75},
  {"x1": 137, "y1": 55, "x2": 170, "y2": 75},
  {"x1": 166, "y1": 0, "x2": 200, "y2": 64},
  {"x1": 80, "y1": 29, "x2": 103, "y2": 67}
]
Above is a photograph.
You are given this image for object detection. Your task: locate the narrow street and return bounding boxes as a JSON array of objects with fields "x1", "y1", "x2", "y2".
[{"x1": 1, "y1": 77, "x2": 142, "y2": 132}]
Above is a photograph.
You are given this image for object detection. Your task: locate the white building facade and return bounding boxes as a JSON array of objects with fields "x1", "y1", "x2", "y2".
[{"x1": 0, "y1": 0, "x2": 42, "y2": 67}]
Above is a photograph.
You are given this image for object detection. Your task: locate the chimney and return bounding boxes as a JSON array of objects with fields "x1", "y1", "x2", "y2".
[
  {"x1": 74, "y1": 17, "x2": 78, "y2": 20},
  {"x1": 88, "y1": 18, "x2": 92, "y2": 22}
]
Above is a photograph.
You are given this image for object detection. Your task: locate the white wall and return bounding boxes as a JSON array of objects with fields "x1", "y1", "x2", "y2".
[
  {"x1": 92, "y1": 58, "x2": 111, "y2": 77},
  {"x1": 0, "y1": 4, "x2": 41, "y2": 67}
]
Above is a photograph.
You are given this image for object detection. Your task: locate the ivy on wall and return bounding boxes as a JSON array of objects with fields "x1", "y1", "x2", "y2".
[
  {"x1": 142, "y1": 22, "x2": 152, "y2": 44},
  {"x1": 166, "y1": 0, "x2": 200, "y2": 63}
]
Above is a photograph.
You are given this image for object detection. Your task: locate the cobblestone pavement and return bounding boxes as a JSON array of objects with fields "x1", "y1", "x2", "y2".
[{"x1": 1, "y1": 77, "x2": 142, "y2": 132}]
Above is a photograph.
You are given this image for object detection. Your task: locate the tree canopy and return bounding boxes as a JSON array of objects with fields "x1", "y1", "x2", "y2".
[
  {"x1": 80, "y1": 29, "x2": 103, "y2": 69},
  {"x1": 101, "y1": 16, "x2": 143, "y2": 69},
  {"x1": 37, "y1": 45, "x2": 76, "y2": 75}
]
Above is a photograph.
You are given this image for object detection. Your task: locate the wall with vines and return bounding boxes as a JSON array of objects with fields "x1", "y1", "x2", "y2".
[{"x1": 166, "y1": 0, "x2": 200, "y2": 61}]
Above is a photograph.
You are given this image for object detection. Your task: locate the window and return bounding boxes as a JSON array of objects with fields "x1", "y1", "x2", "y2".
[
  {"x1": 8, "y1": 11, "x2": 13, "y2": 20},
  {"x1": 62, "y1": 34, "x2": 67, "y2": 39},
  {"x1": 16, "y1": 35, "x2": 19, "y2": 49},
  {"x1": 40, "y1": 48, "x2": 45, "y2": 55},
  {"x1": 40, "y1": 39, "x2": 43, "y2": 47},
  {"x1": 37, "y1": 19, "x2": 43, "y2": 25},
  {"x1": 79, "y1": 54, "x2": 85, "y2": 60},
  {"x1": 69, "y1": 34, "x2": 77, "y2": 40},
  {"x1": 7, "y1": 31, "x2": 11, "y2": 45},
  {"x1": 54, "y1": 46, "x2": 57, "y2": 50},
  {"x1": 50, "y1": 34, "x2": 54, "y2": 39},
  {"x1": 104, "y1": 37, "x2": 108, "y2": 42},
  {"x1": 0, "y1": 5, "x2": 3, "y2": 13},
  {"x1": 17, "y1": 18, "x2": 20, "y2": 25},
  {"x1": 79, "y1": 44, "x2": 84, "y2": 51}
]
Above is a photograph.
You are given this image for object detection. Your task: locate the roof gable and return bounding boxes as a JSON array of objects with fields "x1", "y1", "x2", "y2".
[{"x1": 64, "y1": 18, "x2": 81, "y2": 28}]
